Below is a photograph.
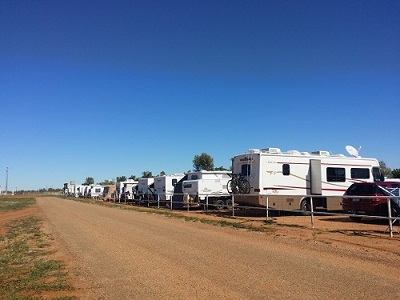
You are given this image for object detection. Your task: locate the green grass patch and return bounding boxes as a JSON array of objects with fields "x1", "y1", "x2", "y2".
[
  {"x1": 0, "y1": 197, "x2": 36, "y2": 211},
  {"x1": 0, "y1": 216, "x2": 75, "y2": 299}
]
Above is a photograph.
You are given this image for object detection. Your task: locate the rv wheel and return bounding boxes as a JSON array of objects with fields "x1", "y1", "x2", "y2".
[
  {"x1": 225, "y1": 199, "x2": 233, "y2": 209},
  {"x1": 214, "y1": 199, "x2": 225, "y2": 210},
  {"x1": 349, "y1": 215, "x2": 362, "y2": 222},
  {"x1": 300, "y1": 199, "x2": 311, "y2": 214}
]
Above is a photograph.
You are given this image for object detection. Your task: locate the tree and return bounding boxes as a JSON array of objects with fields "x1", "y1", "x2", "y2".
[
  {"x1": 159, "y1": 171, "x2": 166, "y2": 176},
  {"x1": 193, "y1": 153, "x2": 214, "y2": 171},
  {"x1": 214, "y1": 166, "x2": 229, "y2": 171},
  {"x1": 379, "y1": 161, "x2": 392, "y2": 178},
  {"x1": 142, "y1": 171, "x2": 153, "y2": 178},
  {"x1": 83, "y1": 177, "x2": 94, "y2": 185},
  {"x1": 392, "y1": 168, "x2": 400, "y2": 178},
  {"x1": 116, "y1": 176, "x2": 127, "y2": 182},
  {"x1": 129, "y1": 175, "x2": 137, "y2": 180},
  {"x1": 99, "y1": 179, "x2": 115, "y2": 185}
]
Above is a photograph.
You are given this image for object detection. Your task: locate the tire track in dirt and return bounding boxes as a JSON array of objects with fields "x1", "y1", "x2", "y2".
[{"x1": 37, "y1": 197, "x2": 400, "y2": 299}]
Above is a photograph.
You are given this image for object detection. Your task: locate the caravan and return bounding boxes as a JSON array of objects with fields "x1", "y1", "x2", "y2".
[
  {"x1": 116, "y1": 180, "x2": 138, "y2": 202},
  {"x1": 138, "y1": 178, "x2": 155, "y2": 200},
  {"x1": 230, "y1": 147, "x2": 382, "y2": 211},
  {"x1": 154, "y1": 174, "x2": 185, "y2": 201},
  {"x1": 182, "y1": 170, "x2": 232, "y2": 209}
]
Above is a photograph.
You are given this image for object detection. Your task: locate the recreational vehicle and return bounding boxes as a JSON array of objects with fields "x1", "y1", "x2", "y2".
[
  {"x1": 137, "y1": 178, "x2": 155, "y2": 200},
  {"x1": 102, "y1": 185, "x2": 116, "y2": 201},
  {"x1": 182, "y1": 170, "x2": 232, "y2": 209},
  {"x1": 154, "y1": 174, "x2": 185, "y2": 201},
  {"x1": 88, "y1": 185, "x2": 104, "y2": 199},
  {"x1": 230, "y1": 147, "x2": 383, "y2": 211},
  {"x1": 116, "y1": 180, "x2": 138, "y2": 202}
]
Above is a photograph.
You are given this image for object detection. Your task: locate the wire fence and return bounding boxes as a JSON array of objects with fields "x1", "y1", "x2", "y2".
[{"x1": 65, "y1": 192, "x2": 400, "y2": 238}]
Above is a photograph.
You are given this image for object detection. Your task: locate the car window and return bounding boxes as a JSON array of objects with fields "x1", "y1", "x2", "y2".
[{"x1": 346, "y1": 184, "x2": 375, "y2": 195}]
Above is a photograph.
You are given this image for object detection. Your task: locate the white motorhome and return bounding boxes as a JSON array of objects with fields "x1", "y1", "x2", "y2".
[
  {"x1": 116, "y1": 180, "x2": 138, "y2": 202},
  {"x1": 138, "y1": 178, "x2": 155, "y2": 200},
  {"x1": 154, "y1": 174, "x2": 185, "y2": 201},
  {"x1": 230, "y1": 147, "x2": 382, "y2": 211},
  {"x1": 88, "y1": 185, "x2": 104, "y2": 199},
  {"x1": 182, "y1": 170, "x2": 232, "y2": 209}
]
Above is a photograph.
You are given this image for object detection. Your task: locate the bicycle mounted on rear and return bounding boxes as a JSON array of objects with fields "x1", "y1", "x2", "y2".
[{"x1": 227, "y1": 174, "x2": 250, "y2": 194}]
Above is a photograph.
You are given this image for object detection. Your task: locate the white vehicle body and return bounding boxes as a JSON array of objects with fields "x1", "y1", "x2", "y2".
[
  {"x1": 74, "y1": 185, "x2": 86, "y2": 198},
  {"x1": 138, "y1": 178, "x2": 155, "y2": 195},
  {"x1": 182, "y1": 171, "x2": 232, "y2": 208},
  {"x1": 116, "y1": 180, "x2": 138, "y2": 201},
  {"x1": 88, "y1": 185, "x2": 104, "y2": 198},
  {"x1": 231, "y1": 147, "x2": 382, "y2": 211},
  {"x1": 154, "y1": 174, "x2": 185, "y2": 201}
]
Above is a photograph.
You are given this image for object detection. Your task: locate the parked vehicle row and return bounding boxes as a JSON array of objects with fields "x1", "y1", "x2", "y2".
[{"x1": 63, "y1": 146, "x2": 400, "y2": 220}]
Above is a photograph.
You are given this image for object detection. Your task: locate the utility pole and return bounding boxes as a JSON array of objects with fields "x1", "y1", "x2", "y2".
[{"x1": 5, "y1": 167, "x2": 8, "y2": 194}]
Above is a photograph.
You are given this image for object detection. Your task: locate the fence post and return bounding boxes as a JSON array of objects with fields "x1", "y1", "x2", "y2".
[
  {"x1": 170, "y1": 196, "x2": 173, "y2": 210},
  {"x1": 387, "y1": 198, "x2": 393, "y2": 238},
  {"x1": 206, "y1": 195, "x2": 209, "y2": 212},
  {"x1": 266, "y1": 196, "x2": 269, "y2": 221},
  {"x1": 310, "y1": 197, "x2": 315, "y2": 228},
  {"x1": 232, "y1": 194, "x2": 235, "y2": 217}
]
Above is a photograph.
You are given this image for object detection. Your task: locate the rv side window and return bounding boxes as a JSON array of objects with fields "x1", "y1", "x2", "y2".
[
  {"x1": 183, "y1": 183, "x2": 192, "y2": 189},
  {"x1": 172, "y1": 179, "x2": 178, "y2": 186},
  {"x1": 326, "y1": 167, "x2": 345, "y2": 182},
  {"x1": 282, "y1": 164, "x2": 290, "y2": 176},
  {"x1": 351, "y1": 168, "x2": 370, "y2": 179},
  {"x1": 190, "y1": 175, "x2": 198, "y2": 180},
  {"x1": 241, "y1": 164, "x2": 251, "y2": 176}
]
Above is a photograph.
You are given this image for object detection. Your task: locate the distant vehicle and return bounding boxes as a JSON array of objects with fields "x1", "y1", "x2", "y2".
[
  {"x1": 88, "y1": 185, "x2": 104, "y2": 199},
  {"x1": 230, "y1": 146, "x2": 383, "y2": 212},
  {"x1": 102, "y1": 185, "x2": 116, "y2": 201},
  {"x1": 137, "y1": 178, "x2": 155, "y2": 201},
  {"x1": 116, "y1": 180, "x2": 138, "y2": 202},
  {"x1": 154, "y1": 174, "x2": 185, "y2": 202},
  {"x1": 182, "y1": 170, "x2": 232, "y2": 210},
  {"x1": 342, "y1": 181, "x2": 400, "y2": 221}
]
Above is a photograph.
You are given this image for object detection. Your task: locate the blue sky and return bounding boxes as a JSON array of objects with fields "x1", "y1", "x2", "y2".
[{"x1": 1, "y1": 0, "x2": 399, "y2": 190}]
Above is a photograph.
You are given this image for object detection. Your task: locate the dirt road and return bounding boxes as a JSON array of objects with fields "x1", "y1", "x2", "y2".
[{"x1": 37, "y1": 197, "x2": 400, "y2": 299}]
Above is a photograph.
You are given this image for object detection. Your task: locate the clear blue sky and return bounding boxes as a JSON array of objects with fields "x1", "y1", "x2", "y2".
[{"x1": 1, "y1": 0, "x2": 399, "y2": 190}]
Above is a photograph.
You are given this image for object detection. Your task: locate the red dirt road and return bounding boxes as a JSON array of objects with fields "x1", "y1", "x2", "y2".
[{"x1": 37, "y1": 197, "x2": 400, "y2": 299}]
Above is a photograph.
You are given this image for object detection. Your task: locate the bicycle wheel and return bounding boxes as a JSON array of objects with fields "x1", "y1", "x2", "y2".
[
  {"x1": 227, "y1": 179, "x2": 233, "y2": 194},
  {"x1": 239, "y1": 179, "x2": 250, "y2": 194}
]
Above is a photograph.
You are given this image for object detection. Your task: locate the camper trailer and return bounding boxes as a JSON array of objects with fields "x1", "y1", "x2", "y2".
[
  {"x1": 182, "y1": 171, "x2": 232, "y2": 209},
  {"x1": 154, "y1": 174, "x2": 185, "y2": 201},
  {"x1": 230, "y1": 147, "x2": 382, "y2": 211},
  {"x1": 102, "y1": 185, "x2": 116, "y2": 201},
  {"x1": 88, "y1": 185, "x2": 104, "y2": 199},
  {"x1": 138, "y1": 178, "x2": 155, "y2": 200},
  {"x1": 116, "y1": 180, "x2": 138, "y2": 202}
]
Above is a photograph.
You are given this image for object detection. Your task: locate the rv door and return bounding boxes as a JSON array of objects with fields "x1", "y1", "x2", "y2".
[{"x1": 310, "y1": 159, "x2": 322, "y2": 195}]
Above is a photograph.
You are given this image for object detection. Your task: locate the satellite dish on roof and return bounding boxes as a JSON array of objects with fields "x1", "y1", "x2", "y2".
[{"x1": 345, "y1": 145, "x2": 360, "y2": 158}]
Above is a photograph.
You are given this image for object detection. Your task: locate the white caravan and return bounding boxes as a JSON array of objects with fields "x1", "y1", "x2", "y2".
[
  {"x1": 88, "y1": 185, "x2": 104, "y2": 199},
  {"x1": 182, "y1": 171, "x2": 232, "y2": 209},
  {"x1": 116, "y1": 180, "x2": 138, "y2": 202},
  {"x1": 138, "y1": 178, "x2": 155, "y2": 200},
  {"x1": 230, "y1": 147, "x2": 382, "y2": 211},
  {"x1": 154, "y1": 174, "x2": 185, "y2": 201}
]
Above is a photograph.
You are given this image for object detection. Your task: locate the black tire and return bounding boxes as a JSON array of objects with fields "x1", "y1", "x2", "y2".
[
  {"x1": 227, "y1": 180, "x2": 233, "y2": 194},
  {"x1": 214, "y1": 199, "x2": 225, "y2": 210},
  {"x1": 225, "y1": 199, "x2": 233, "y2": 209},
  {"x1": 300, "y1": 199, "x2": 311, "y2": 215}
]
